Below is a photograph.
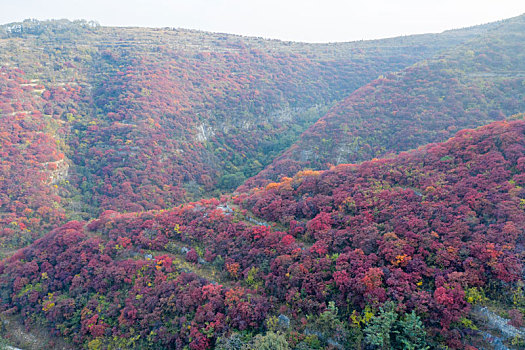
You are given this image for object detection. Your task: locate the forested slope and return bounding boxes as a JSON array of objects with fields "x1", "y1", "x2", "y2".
[
  {"x1": 0, "y1": 117, "x2": 523, "y2": 349},
  {"x1": 0, "y1": 68, "x2": 69, "y2": 250},
  {"x1": 242, "y1": 14, "x2": 525, "y2": 189},
  {"x1": 0, "y1": 18, "x2": 500, "y2": 249},
  {"x1": 1, "y1": 16, "x2": 524, "y2": 350}
]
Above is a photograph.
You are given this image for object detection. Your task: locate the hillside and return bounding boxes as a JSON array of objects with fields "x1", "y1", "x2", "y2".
[
  {"x1": 0, "y1": 68, "x2": 67, "y2": 250},
  {"x1": 242, "y1": 14, "x2": 525, "y2": 189},
  {"x1": 0, "y1": 15, "x2": 524, "y2": 350},
  {"x1": 0, "y1": 18, "x2": 503, "y2": 250},
  {"x1": 0, "y1": 117, "x2": 523, "y2": 349}
]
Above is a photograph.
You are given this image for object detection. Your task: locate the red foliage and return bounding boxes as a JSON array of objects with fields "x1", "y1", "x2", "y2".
[{"x1": 186, "y1": 249, "x2": 199, "y2": 263}]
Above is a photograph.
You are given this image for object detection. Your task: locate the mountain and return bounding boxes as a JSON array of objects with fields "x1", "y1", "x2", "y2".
[
  {"x1": 1, "y1": 15, "x2": 524, "y2": 350},
  {"x1": 0, "y1": 117, "x2": 523, "y2": 349},
  {"x1": 0, "y1": 18, "x2": 503, "y2": 249},
  {"x1": 241, "y1": 14, "x2": 525, "y2": 189}
]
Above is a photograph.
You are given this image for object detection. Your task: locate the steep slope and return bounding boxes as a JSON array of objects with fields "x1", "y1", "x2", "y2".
[
  {"x1": 242, "y1": 14, "x2": 525, "y2": 189},
  {"x1": 1, "y1": 117, "x2": 523, "y2": 349},
  {"x1": 0, "y1": 68, "x2": 69, "y2": 250},
  {"x1": 0, "y1": 18, "x2": 500, "y2": 248}
]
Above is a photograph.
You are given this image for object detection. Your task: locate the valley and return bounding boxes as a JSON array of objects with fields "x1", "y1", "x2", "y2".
[{"x1": 0, "y1": 15, "x2": 524, "y2": 349}]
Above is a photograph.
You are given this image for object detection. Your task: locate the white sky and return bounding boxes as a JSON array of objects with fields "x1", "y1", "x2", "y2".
[{"x1": 1, "y1": 0, "x2": 524, "y2": 43}]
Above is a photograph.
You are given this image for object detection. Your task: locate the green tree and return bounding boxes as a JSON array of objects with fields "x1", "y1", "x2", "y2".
[
  {"x1": 251, "y1": 331, "x2": 290, "y2": 350},
  {"x1": 306, "y1": 301, "x2": 349, "y2": 348},
  {"x1": 364, "y1": 302, "x2": 398, "y2": 349},
  {"x1": 215, "y1": 332, "x2": 248, "y2": 350},
  {"x1": 364, "y1": 303, "x2": 429, "y2": 350},
  {"x1": 395, "y1": 311, "x2": 429, "y2": 350}
]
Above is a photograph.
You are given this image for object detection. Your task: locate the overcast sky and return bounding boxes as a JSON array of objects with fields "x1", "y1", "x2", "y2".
[{"x1": 1, "y1": 0, "x2": 524, "y2": 42}]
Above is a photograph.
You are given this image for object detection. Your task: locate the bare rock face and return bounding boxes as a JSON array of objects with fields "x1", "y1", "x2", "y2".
[
  {"x1": 43, "y1": 158, "x2": 69, "y2": 185},
  {"x1": 471, "y1": 306, "x2": 525, "y2": 349}
]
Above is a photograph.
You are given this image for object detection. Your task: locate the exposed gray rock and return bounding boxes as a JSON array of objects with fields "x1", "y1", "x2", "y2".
[
  {"x1": 326, "y1": 338, "x2": 344, "y2": 350},
  {"x1": 217, "y1": 204, "x2": 234, "y2": 215},
  {"x1": 278, "y1": 314, "x2": 290, "y2": 328},
  {"x1": 481, "y1": 331, "x2": 511, "y2": 350},
  {"x1": 475, "y1": 306, "x2": 525, "y2": 340},
  {"x1": 142, "y1": 228, "x2": 157, "y2": 239},
  {"x1": 247, "y1": 216, "x2": 269, "y2": 227}
]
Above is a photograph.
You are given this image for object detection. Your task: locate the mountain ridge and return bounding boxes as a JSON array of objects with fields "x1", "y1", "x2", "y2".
[
  {"x1": 2, "y1": 15, "x2": 511, "y2": 249},
  {"x1": 240, "y1": 13, "x2": 525, "y2": 190}
]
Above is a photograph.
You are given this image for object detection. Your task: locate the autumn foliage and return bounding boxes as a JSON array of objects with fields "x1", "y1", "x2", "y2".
[
  {"x1": 0, "y1": 118, "x2": 522, "y2": 348},
  {"x1": 1, "y1": 17, "x2": 525, "y2": 349}
]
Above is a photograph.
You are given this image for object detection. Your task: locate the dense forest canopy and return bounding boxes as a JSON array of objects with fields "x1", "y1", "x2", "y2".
[
  {"x1": 242, "y1": 14, "x2": 525, "y2": 189},
  {"x1": 0, "y1": 15, "x2": 524, "y2": 350},
  {"x1": 0, "y1": 17, "x2": 503, "y2": 249}
]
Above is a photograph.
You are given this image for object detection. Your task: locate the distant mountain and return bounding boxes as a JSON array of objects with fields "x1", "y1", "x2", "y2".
[
  {"x1": 242, "y1": 14, "x2": 525, "y2": 189},
  {"x1": 0, "y1": 18, "x2": 500, "y2": 249}
]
